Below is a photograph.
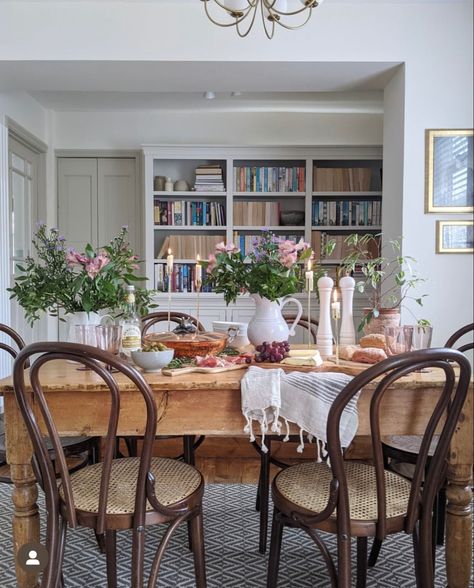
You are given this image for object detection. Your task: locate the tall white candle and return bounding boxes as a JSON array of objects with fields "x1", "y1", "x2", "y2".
[
  {"x1": 195, "y1": 254, "x2": 202, "y2": 285},
  {"x1": 305, "y1": 260, "x2": 314, "y2": 292},
  {"x1": 331, "y1": 288, "x2": 341, "y2": 319},
  {"x1": 166, "y1": 248, "x2": 174, "y2": 272},
  {"x1": 316, "y1": 274, "x2": 334, "y2": 359},
  {"x1": 339, "y1": 273, "x2": 356, "y2": 345}
]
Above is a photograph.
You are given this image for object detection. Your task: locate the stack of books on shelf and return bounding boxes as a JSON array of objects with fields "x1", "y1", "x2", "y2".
[
  {"x1": 233, "y1": 201, "x2": 280, "y2": 226},
  {"x1": 157, "y1": 235, "x2": 224, "y2": 260},
  {"x1": 312, "y1": 200, "x2": 381, "y2": 227},
  {"x1": 233, "y1": 165, "x2": 305, "y2": 192},
  {"x1": 313, "y1": 167, "x2": 373, "y2": 192},
  {"x1": 154, "y1": 200, "x2": 226, "y2": 226},
  {"x1": 194, "y1": 164, "x2": 225, "y2": 192},
  {"x1": 312, "y1": 231, "x2": 380, "y2": 262},
  {"x1": 154, "y1": 264, "x2": 213, "y2": 293},
  {"x1": 233, "y1": 232, "x2": 302, "y2": 256}
]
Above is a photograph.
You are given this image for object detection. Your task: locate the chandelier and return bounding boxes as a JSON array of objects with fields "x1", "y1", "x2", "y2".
[{"x1": 201, "y1": 0, "x2": 323, "y2": 39}]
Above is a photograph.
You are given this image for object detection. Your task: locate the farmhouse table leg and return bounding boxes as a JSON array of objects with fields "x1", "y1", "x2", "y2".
[
  {"x1": 445, "y1": 391, "x2": 473, "y2": 588},
  {"x1": 4, "y1": 394, "x2": 40, "y2": 588}
]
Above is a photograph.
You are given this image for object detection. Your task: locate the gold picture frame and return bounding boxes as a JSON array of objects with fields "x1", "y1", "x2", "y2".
[
  {"x1": 436, "y1": 220, "x2": 473, "y2": 254},
  {"x1": 425, "y1": 129, "x2": 473, "y2": 213}
]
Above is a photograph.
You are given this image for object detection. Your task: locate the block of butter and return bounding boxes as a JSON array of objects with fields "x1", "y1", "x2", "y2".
[{"x1": 281, "y1": 350, "x2": 323, "y2": 367}]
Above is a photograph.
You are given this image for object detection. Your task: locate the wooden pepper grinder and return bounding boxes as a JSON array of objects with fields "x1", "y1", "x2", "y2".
[
  {"x1": 316, "y1": 273, "x2": 334, "y2": 359},
  {"x1": 339, "y1": 273, "x2": 356, "y2": 345}
]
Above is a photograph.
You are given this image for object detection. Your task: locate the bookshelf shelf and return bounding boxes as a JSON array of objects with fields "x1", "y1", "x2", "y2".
[
  {"x1": 234, "y1": 225, "x2": 304, "y2": 231},
  {"x1": 311, "y1": 225, "x2": 381, "y2": 231},
  {"x1": 153, "y1": 225, "x2": 225, "y2": 231},
  {"x1": 312, "y1": 191, "x2": 382, "y2": 197},
  {"x1": 234, "y1": 191, "x2": 305, "y2": 198},
  {"x1": 154, "y1": 191, "x2": 227, "y2": 197}
]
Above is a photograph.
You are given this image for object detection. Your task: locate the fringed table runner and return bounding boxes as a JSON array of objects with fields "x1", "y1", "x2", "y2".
[{"x1": 241, "y1": 367, "x2": 358, "y2": 460}]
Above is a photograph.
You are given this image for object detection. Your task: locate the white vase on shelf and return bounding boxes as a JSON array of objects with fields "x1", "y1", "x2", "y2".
[{"x1": 247, "y1": 294, "x2": 303, "y2": 346}]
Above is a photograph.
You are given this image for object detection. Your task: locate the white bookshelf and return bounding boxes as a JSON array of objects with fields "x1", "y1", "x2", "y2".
[{"x1": 143, "y1": 145, "x2": 383, "y2": 328}]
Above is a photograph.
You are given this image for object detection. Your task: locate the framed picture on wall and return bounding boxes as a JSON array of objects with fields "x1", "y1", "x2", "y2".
[
  {"x1": 436, "y1": 220, "x2": 474, "y2": 253},
  {"x1": 425, "y1": 129, "x2": 473, "y2": 213}
]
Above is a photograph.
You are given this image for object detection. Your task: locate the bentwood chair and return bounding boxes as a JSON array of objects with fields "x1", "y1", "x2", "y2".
[
  {"x1": 13, "y1": 342, "x2": 206, "y2": 588},
  {"x1": 0, "y1": 324, "x2": 99, "y2": 483},
  {"x1": 267, "y1": 348, "x2": 471, "y2": 588},
  {"x1": 118, "y1": 312, "x2": 206, "y2": 462},
  {"x1": 254, "y1": 314, "x2": 319, "y2": 554},
  {"x1": 370, "y1": 323, "x2": 474, "y2": 565}
]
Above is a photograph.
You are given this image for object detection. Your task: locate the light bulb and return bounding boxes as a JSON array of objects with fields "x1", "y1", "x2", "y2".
[
  {"x1": 266, "y1": 0, "x2": 288, "y2": 12},
  {"x1": 224, "y1": 0, "x2": 249, "y2": 11}
]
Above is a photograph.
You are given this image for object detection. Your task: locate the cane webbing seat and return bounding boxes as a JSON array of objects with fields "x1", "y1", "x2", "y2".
[
  {"x1": 275, "y1": 461, "x2": 412, "y2": 521},
  {"x1": 59, "y1": 457, "x2": 202, "y2": 515}
]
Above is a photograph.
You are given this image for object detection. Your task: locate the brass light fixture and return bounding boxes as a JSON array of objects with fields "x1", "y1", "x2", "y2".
[{"x1": 201, "y1": 0, "x2": 323, "y2": 39}]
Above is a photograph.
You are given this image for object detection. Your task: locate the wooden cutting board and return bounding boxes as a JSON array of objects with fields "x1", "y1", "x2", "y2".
[
  {"x1": 257, "y1": 359, "x2": 369, "y2": 376},
  {"x1": 161, "y1": 363, "x2": 249, "y2": 377}
]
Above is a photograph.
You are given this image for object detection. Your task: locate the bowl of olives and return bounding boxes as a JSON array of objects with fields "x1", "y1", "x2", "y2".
[{"x1": 131, "y1": 342, "x2": 174, "y2": 373}]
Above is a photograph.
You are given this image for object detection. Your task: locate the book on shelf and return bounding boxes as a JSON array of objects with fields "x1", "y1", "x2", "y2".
[
  {"x1": 311, "y1": 200, "x2": 381, "y2": 226},
  {"x1": 311, "y1": 231, "x2": 381, "y2": 261},
  {"x1": 157, "y1": 235, "x2": 225, "y2": 259},
  {"x1": 154, "y1": 200, "x2": 226, "y2": 226},
  {"x1": 233, "y1": 165, "x2": 305, "y2": 192},
  {"x1": 194, "y1": 164, "x2": 225, "y2": 192},
  {"x1": 233, "y1": 201, "x2": 280, "y2": 226},
  {"x1": 313, "y1": 167, "x2": 374, "y2": 192},
  {"x1": 154, "y1": 263, "x2": 214, "y2": 293},
  {"x1": 233, "y1": 232, "x2": 302, "y2": 256}
]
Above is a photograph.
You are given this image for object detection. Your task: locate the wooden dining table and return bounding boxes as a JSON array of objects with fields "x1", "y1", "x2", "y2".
[{"x1": 0, "y1": 359, "x2": 472, "y2": 588}]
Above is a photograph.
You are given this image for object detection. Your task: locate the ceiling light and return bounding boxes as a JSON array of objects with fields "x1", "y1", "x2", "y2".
[
  {"x1": 201, "y1": 0, "x2": 323, "y2": 39},
  {"x1": 203, "y1": 91, "x2": 216, "y2": 100}
]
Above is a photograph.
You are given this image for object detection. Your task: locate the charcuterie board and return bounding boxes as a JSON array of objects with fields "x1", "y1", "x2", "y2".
[
  {"x1": 257, "y1": 360, "x2": 368, "y2": 376},
  {"x1": 161, "y1": 363, "x2": 249, "y2": 377}
]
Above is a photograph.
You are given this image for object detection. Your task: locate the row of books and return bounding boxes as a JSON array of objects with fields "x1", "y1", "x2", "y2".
[
  {"x1": 233, "y1": 233, "x2": 302, "y2": 257},
  {"x1": 154, "y1": 200, "x2": 226, "y2": 226},
  {"x1": 233, "y1": 201, "x2": 280, "y2": 226},
  {"x1": 313, "y1": 167, "x2": 374, "y2": 192},
  {"x1": 157, "y1": 235, "x2": 224, "y2": 259},
  {"x1": 233, "y1": 166, "x2": 305, "y2": 193},
  {"x1": 311, "y1": 231, "x2": 381, "y2": 261},
  {"x1": 154, "y1": 263, "x2": 214, "y2": 293},
  {"x1": 195, "y1": 164, "x2": 225, "y2": 192},
  {"x1": 312, "y1": 200, "x2": 382, "y2": 227}
]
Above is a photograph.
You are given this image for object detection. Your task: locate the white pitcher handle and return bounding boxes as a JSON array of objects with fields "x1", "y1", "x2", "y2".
[
  {"x1": 281, "y1": 297, "x2": 303, "y2": 337},
  {"x1": 100, "y1": 314, "x2": 114, "y2": 326}
]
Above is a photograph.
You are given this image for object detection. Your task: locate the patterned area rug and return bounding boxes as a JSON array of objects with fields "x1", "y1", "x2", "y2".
[{"x1": 0, "y1": 483, "x2": 452, "y2": 587}]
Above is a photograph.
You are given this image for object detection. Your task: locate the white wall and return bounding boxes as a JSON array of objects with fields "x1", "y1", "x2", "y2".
[{"x1": 0, "y1": 0, "x2": 472, "y2": 346}]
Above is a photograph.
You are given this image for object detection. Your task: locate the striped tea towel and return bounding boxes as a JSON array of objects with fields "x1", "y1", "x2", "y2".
[{"x1": 241, "y1": 366, "x2": 357, "y2": 456}]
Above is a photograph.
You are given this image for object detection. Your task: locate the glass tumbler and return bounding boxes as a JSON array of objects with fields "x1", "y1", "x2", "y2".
[
  {"x1": 411, "y1": 325, "x2": 433, "y2": 351},
  {"x1": 74, "y1": 325, "x2": 98, "y2": 370},
  {"x1": 384, "y1": 325, "x2": 414, "y2": 356},
  {"x1": 95, "y1": 325, "x2": 123, "y2": 370}
]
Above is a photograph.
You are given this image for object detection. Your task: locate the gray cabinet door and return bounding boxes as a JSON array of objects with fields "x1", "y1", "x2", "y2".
[
  {"x1": 58, "y1": 158, "x2": 98, "y2": 251},
  {"x1": 97, "y1": 158, "x2": 139, "y2": 254}
]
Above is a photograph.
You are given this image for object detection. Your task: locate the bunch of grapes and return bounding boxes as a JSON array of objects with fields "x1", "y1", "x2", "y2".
[{"x1": 254, "y1": 341, "x2": 290, "y2": 363}]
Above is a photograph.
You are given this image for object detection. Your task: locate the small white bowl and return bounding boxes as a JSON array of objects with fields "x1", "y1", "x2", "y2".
[{"x1": 131, "y1": 349, "x2": 174, "y2": 373}]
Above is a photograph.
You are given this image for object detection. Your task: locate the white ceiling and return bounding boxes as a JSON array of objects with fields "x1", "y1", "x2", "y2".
[{"x1": 0, "y1": 61, "x2": 397, "y2": 111}]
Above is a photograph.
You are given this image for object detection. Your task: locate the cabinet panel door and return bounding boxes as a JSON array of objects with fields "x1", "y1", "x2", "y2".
[
  {"x1": 97, "y1": 158, "x2": 139, "y2": 254},
  {"x1": 58, "y1": 158, "x2": 98, "y2": 250}
]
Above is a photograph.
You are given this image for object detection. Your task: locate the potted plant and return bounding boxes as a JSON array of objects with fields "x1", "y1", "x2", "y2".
[
  {"x1": 8, "y1": 224, "x2": 156, "y2": 333},
  {"x1": 340, "y1": 233, "x2": 430, "y2": 334},
  {"x1": 201, "y1": 230, "x2": 314, "y2": 345}
]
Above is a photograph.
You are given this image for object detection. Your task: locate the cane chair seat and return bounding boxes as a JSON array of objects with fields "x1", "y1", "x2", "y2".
[
  {"x1": 59, "y1": 457, "x2": 202, "y2": 515},
  {"x1": 275, "y1": 461, "x2": 412, "y2": 522}
]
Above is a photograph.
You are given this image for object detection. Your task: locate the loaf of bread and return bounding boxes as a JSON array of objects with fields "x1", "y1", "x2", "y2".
[
  {"x1": 339, "y1": 345, "x2": 359, "y2": 361},
  {"x1": 352, "y1": 347, "x2": 387, "y2": 364},
  {"x1": 359, "y1": 334, "x2": 387, "y2": 350}
]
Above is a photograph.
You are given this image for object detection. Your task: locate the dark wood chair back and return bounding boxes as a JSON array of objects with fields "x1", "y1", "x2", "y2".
[
  {"x1": 283, "y1": 314, "x2": 319, "y2": 343},
  {"x1": 445, "y1": 323, "x2": 474, "y2": 353},
  {"x1": 325, "y1": 348, "x2": 471, "y2": 586},
  {"x1": 0, "y1": 323, "x2": 25, "y2": 359},
  {"x1": 141, "y1": 311, "x2": 205, "y2": 337},
  {"x1": 13, "y1": 342, "x2": 158, "y2": 536}
]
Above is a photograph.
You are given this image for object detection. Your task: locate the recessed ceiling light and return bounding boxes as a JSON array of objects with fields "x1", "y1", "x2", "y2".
[{"x1": 203, "y1": 91, "x2": 216, "y2": 100}]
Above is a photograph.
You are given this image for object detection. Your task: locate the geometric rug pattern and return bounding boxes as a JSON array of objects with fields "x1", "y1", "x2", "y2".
[{"x1": 0, "y1": 482, "x2": 460, "y2": 587}]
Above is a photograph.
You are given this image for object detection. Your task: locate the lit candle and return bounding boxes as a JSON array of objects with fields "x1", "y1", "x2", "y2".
[
  {"x1": 331, "y1": 288, "x2": 341, "y2": 319},
  {"x1": 305, "y1": 260, "x2": 314, "y2": 292},
  {"x1": 166, "y1": 248, "x2": 174, "y2": 272},
  {"x1": 195, "y1": 254, "x2": 202, "y2": 285}
]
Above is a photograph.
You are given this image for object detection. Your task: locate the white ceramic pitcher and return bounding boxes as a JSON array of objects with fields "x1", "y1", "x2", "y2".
[{"x1": 247, "y1": 294, "x2": 303, "y2": 346}]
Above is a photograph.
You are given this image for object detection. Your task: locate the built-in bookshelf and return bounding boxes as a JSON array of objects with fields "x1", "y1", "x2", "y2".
[{"x1": 143, "y1": 147, "x2": 383, "y2": 302}]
